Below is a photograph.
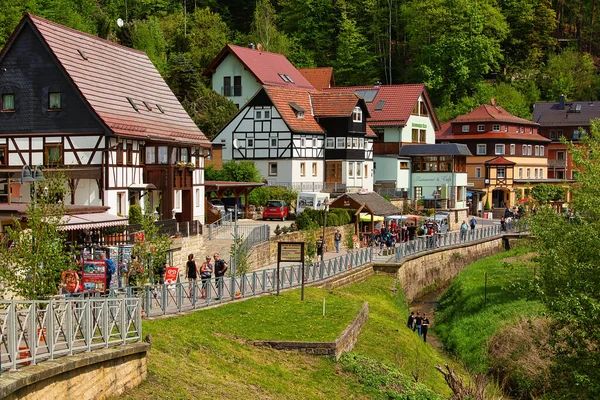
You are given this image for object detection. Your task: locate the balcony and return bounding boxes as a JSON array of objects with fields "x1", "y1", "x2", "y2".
[
  {"x1": 548, "y1": 159, "x2": 567, "y2": 168},
  {"x1": 221, "y1": 85, "x2": 243, "y2": 97}
]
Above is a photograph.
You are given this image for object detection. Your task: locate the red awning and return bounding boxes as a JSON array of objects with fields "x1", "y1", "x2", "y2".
[{"x1": 59, "y1": 213, "x2": 128, "y2": 231}]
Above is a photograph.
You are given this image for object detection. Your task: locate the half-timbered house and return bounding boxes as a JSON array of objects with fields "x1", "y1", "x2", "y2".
[
  {"x1": 213, "y1": 85, "x2": 374, "y2": 193},
  {"x1": 0, "y1": 14, "x2": 211, "y2": 224}
]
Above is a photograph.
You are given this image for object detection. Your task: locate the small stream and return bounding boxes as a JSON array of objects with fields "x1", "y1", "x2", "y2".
[{"x1": 408, "y1": 287, "x2": 447, "y2": 351}]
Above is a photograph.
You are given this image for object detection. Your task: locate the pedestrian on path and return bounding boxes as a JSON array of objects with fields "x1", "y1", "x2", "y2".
[
  {"x1": 460, "y1": 220, "x2": 468, "y2": 241},
  {"x1": 186, "y1": 254, "x2": 198, "y2": 293},
  {"x1": 470, "y1": 216, "x2": 477, "y2": 234},
  {"x1": 200, "y1": 256, "x2": 213, "y2": 299},
  {"x1": 414, "y1": 311, "x2": 423, "y2": 338},
  {"x1": 213, "y1": 253, "x2": 228, "y2": 300},
  {"x1": 101, "y1": 253, "x2": 115, "y2": 294},
  {"x1": 421, "y1": 313, "x2": 430, "y2": 343},
  {"x1": 334, "y1": 230, "x2": 342, "y2": 253},
  {"x1": 316, "y1": 236, "x2": 324, "y2": 259},
  {"x1": 407, "y1": 311, "x2": 415, "y2": 329}
]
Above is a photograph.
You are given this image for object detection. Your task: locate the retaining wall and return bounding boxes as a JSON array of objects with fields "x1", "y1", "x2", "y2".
[{"x1": 0, "y1": 343, "x2": 150, "y2": 400}]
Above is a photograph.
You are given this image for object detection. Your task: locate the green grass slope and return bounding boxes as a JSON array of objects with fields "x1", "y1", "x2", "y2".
[
  {"x1": 434, "y1": 246, "x2": 545, "y2": 372},
  {"x1": 118, "y1": 277, "x2": 453, "y2": 399}
]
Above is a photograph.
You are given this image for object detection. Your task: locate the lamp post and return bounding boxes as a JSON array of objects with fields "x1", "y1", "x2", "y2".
[
  {"x1": 322, "y1": 197, "x2": 330, "y2": 262},
  {"x1": 432, "y1": 188, "x2": 440, "y2": 217}
]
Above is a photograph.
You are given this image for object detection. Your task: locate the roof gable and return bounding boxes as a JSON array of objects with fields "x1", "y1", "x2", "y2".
[
  {"x1": 453, "y1": 104, "x2": 537, "y2": 126},
  {"x1": 205, "y1": 44, "x2": 314, "y2": 90},
  {"x1": 486, "y1": 156, "x2": 516, "y2": 165},
  {"x1": 298, "y1": 67, "x2": 335, "y2": 91},
  {"x1": 20, "y1": 14, "x2": 209, "y2": 146},
  {"x1": 261, "y1": 86, "x2": 324, "y2": 133},
  {"x1": 311, "y1": 92, "x2": 367, "y2": 118},
  {"x1": 324, "y1": 84, "x2": 441, "y2": 131}
]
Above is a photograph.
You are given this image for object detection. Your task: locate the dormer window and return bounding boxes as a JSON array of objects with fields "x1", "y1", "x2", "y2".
[
  {"x1": 352, "y1": 106, "x2": 363, "y2": 122},
  {"x1": 289, "y1": 102, "x2": 305, "y2": 119},
  {"x1": 477, "y1": 124, "x2": 485, "y2": 132},
  {"x1": 492, "y1": 124, "x2": 500, "y2": 132},
  {"x1": 462, "y1": 125, "x2": 470, "y2": 133},
  {"x1": 1, "y1": 93, "x2": 14, "y2": 112},
  {"x1": 48, "y1": 92, "x2": 61, "y2": 111}
]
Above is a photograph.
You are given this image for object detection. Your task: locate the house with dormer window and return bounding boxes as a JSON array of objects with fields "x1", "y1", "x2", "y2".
[
  {"x1": 203, "y1": 44, "x2": 315, "y2": 109},
  {"x1": 0, "y1": 14, "x2": 211, "y2": 224},
  {"x1": 213, "y1": 85, "x2": 374, "y2": 193}
]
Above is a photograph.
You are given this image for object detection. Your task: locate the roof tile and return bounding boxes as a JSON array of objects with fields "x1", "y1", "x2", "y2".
[
  {"x1": 262, "y1": 86, "x2": 324, "y2": 133},
  {"x1": 298, "y1": 67, "x2": 334, "y2": 91}
]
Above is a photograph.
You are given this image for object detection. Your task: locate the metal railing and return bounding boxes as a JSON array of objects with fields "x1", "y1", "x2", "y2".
[
  {"x1": 205, "y1": 213, "x2": 234, "y2": 240},
  {"x1": 119, "y1": 247, "x2": 373, "y2": 318},
  {"x1": 0, "y1": 297, "x2": 142, "y2": 372},
  {"x1": 103, "y1": 219, "x2": 202, "y2": 246}
]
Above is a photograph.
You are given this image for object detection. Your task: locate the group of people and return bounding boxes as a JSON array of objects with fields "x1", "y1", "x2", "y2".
[
  {"x1": 459, "y1": 216, "x2": 478, "y2": 240},
  {"x1": 186, "y1": 253, "x2": 228, "y2": 299},
  {"x1": 407, "y1": 311, "x2": 430, "y2": 342}
]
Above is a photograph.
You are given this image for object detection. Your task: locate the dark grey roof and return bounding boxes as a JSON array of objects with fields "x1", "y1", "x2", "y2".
[
  {"x1": 398, "y1": 143, "x2": 472, "y2": 156},
  {"x1": 343, "y1": 192, "x2": 401, "y2": 216},
  {"x1": 533, "y1": 101, "x2": 600, "y2": 127}
]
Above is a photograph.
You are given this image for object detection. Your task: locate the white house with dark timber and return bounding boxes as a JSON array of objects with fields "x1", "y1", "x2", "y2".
[
  {"x1": 213, "y1": 85, "x2": 374, "y2": 193},
  {"x1": 0, "y1": 14, "x2": 211, "y2": 226}
]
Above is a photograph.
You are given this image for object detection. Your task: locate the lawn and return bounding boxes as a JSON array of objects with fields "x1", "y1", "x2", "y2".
[
  {"x1": 118, "y1": 276, "x2": 456, "y2": 399},
  {"x1": 434, "y1": 245, "x2": 545, "y2": 372}
]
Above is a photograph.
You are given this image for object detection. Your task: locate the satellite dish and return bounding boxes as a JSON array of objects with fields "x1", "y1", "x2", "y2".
[
  {"x1": 117, "y1": 18, "x2": 124, "y2": 28},
  {"x1": 232, "y1": 139, "x2": 239, "y2": 149}
]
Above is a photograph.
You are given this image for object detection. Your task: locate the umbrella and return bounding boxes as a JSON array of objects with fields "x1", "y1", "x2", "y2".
[{"x1": 518, "y1": 198, "x2": 534, "y2": 203}]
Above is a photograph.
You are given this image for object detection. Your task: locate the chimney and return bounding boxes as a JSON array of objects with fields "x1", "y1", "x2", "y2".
[
  {"x1": 559, "y1": 94, "x2": 565, "y2": 110},
  {"x1": 248, "y1": 43, "x2": 255, "y2": 49},
  {"x1": 490, "y1": 98, "x2": 496, "y2": 106}
]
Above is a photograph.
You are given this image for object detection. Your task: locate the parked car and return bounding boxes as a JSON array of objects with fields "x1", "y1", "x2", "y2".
[
  {"x1": 263, "y1": 200, "x2": 289, "y2": 221},
  {"x1": 209, "y1": 198, "x2": 226, "y2": 215},
  {"x1": 221, "y1": 197, "x2": 245, "y2": 218}
]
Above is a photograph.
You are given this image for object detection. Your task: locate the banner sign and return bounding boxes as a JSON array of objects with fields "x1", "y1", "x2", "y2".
[
  {"x1": 278, "y1": 242, "x2": 304, "y2": 263},
  {"x1": 164, "y1": 267, "x2": 179, "y2": 285},
  {"x1": 82, "y1": 260, "x2": 106, "y2": 293}
]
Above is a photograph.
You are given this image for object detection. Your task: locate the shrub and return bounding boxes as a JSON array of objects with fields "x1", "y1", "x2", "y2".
[
  {"x1": 330, "y1": 208, "x2": 352, "y2": 225},
  {"x1": 128, "y1": 204, "x2": 143, "y2": 225},
  {"x1": 326, "y1": 213, "x2": 340, "y2": 227},
  {"x1": 295, "y1": 212, "x2": 319, "y2": 230}
]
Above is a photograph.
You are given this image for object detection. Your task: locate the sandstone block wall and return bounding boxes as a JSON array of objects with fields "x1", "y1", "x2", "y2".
[
  {"x1": 171, "y1": 235, "x2": 205, "y2": 276},
  {"x1": 334, "y1": 302, "x2": 369, "y2": 360},
  {"x1": 0, "y1": 343, "x2": 150, "y2": 400}
]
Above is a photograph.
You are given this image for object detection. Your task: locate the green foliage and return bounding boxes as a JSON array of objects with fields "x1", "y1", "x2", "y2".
[
  {"x1": 484, "y1": 198, "x2": 491, "y2": 210},
  {"x1": 330, "y1": 208, "x2": 352, "y2": 225},
  {"x1": 248, "y1": 186, "x2": 297, "y2": 207},
  {"x1": 530, "y1": 183, "x2": 564, "y2": 204},
  {"x1": 188, "y1": 7, "x2": 229, "y2": 71},
  {"x1": 295, "y1": 211, "x2": 319, "y2": 230},
  {"x1": 539, "y1": 49, "x2": 600, "y2": 101},
  {"x1": 230, "y1": 232, "x2": 248, "y2": 275},
  {"x1": 0, "y1": 171, "x2": 74, "y2": 299},
  {"x1": 128, "y1": 204, "x2": 144, "y2": 224},
  {"x1": 221, "y1": 160, "x2": 264, "y2": 182},
  {"x1": 130, "y1": 17, "x2": 168, "y2": 73},
  {"x1": 248, "y1": 0, "x2": 291, "y2": 55},
  {"x1": 526, "y1": 120, "x2": 600, "y2": 397}
]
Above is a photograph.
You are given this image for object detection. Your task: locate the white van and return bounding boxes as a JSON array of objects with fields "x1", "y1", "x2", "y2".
[{"x1": 296, "y1": 192, "x2": 330, "y2": 214}]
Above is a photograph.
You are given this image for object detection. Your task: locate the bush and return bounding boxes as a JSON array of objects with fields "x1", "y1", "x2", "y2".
[
  {"x1": 326, "y1": 213, "x2": 339, "y2": 227},
  {"x1": 330, "y1": 208, "x2": 352, "y2": 225},
  {"x1": 248, "y1": 186, "x2": 298, "y2": 207},
  {"x1": 128, "y1": 204, "x2": 143, "y2": 224},
  {"x1": 295, "y1": 212, "x2": 319, "y2": 230}
]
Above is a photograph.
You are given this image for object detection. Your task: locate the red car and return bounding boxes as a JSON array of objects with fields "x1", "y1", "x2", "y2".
[{"x1": 263, "y1": 200, "x2": 289, "y2": 221}]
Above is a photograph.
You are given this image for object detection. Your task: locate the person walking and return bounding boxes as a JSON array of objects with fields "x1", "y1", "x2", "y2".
[
  {"x1": 421, "y1": 313, "x2": 430, "y2": 343},
  {"x1": 334, "y1": 230, "x2": 342, "y2": 253},
  {"x1": 200, "y1": 256, "x2": 213, "y2": 299},
  {"x1": 316, "y1": 236, "x2": 324, "y2": 259},
  {"x1": 186, "y1": 254, "x2": 199, "y2": 295},
  {"x1": 414, "y1": 311, "x2": 423, "y2": 337},
  {"x1": 213, "y1": 253, "x2": 228, "y2": 300},
  {"x1": 460, "y1": 220, "x2": 468, "y2": 241},
  {"x1": 500, "y1": 216, "x2": 506, "y2": 232},
  {"x1": 100, "y1": 253, "x2": 115, "y2": 294},
  {"x1": 470, "y1": 216, "x2": 477, "y2": 234},
  {"x1": 407, "y1": 311, "x2": 415, "y2": 329}
]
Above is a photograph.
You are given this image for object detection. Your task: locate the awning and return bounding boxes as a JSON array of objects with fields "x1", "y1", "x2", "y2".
[
  {"x1": 359, "y1": 213, "x2": 384, "y2": 222},
  {"x1": 129, "y1": 183, "x2": 157, "y2": 191},
  {"x1": 59, "y1": 213, "x2": 128, "y2": 231}
]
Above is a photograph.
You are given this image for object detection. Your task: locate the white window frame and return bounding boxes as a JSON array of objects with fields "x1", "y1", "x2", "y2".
[
  {"x1": 269, "y1": 163, "x2": 278, "y2": 176},
  {"x1": 462, "y1": 125, "x2": 470, "y2": 133},
  {"x1": 540, "y1": 146, "x2": 544, "y2": 157},
  {"x1": 528, "y1": 145, "x2": 532, "y2": 155},
  {"x1": 346, "y1": 137, "x2": 352, "y2": 149},
  {"x1": 359, "y1": 138, "x2": 364, "y2": 149},
  {"x1": 492, "y1": 124, "x2": 500, "y2": 132},
  {"x1": 356, "y1": 162, "x2": 362, "y2": 177},
  {"x1": 300, "y1": 162, "x2": 306, "y2": 176},
  {"x1": 476, "y1": 144, "x2": 486, "y2": 155},
  {"x1": 352, "y1": 138, "x2": 358, "y2": 148},
  {"x1": 510, "y1": 144, "x2": 515, "y2": 155},
  {"x1": 522, "y1": 144, "x2": 527, "y2": 155},
  {"x1": 495, "y1": 144, "x2": 505, "y2": 155},
  {"x1": 247, "y1": 138, "x2": 254, "y2": 148},
  {"x1": 255, "y1": 108, "x2": 271, "y2": 120},
  {"x1": 336, "y1": 138, "x2": 345, "y2": 148},
  {"x1": 534, "y1": 168, "x2": 538, "y2": 179},
  {"x1": 497, "y1": 168, "x2": 506, "y2": 179},
  {"x1": 535, "y1": 145, "x2": 539, "y2": 156},
  {"x1": 312, "y1": 162, "x2": 317, "y2": 176},
  {"x1": 557, "y1": 151, "x2": 565, "y2": 160},
  {"x1": 518, "y1": 168, "x2": 523, "y2": 178},
  {"x1": 352, "y1": 107, "x2": 363, "y2": 123},
  {"x1": 348, "y1": 162, "x2": 354, "y2": 177},
  {"x1": 527, "y1": 168, "x2": 531, "y2": 178},
  {"x1": 195, "y1": 189, "x2": 201, "y2": 207},
  {"x1": 540, "y1": 169, "x2": 543, "y2": 179},
  {"x1": 477, "y1": 124, "x2": 485, "y2": 132},
  {"x1": 300, "y1": 138, "x2": 306, "y2": 147},
  {"x1": 325, "y1": 138, "x2": 335, "y2": 148}
]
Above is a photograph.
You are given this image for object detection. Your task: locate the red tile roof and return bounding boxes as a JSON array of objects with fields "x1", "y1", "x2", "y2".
[
  {"x1": 15, "y1": 14, "x2": 210, "y2": 146},
  {"x1": 310, "y1": 92, "x2": 365, "y2": 118},
  {"x1": 485, "y1": 156, "x2": 516, "y2": 165},
  {"x1": 324, "y1": 84, "x2": 441, "y2": 130},
  {"x1": 437, "y1": 122, "x2": 550, "y2": 143},
  {"x1": 262, "y1": 86, "x2": 324, "y2": 133},
  {"x1": 298, "y1": 67, "x2": 335, "y2": 91},
  {"x1": 453, "y1": 104, "x2": 537, "y2": 126},
  {"x1": 204, "y1": 44, "x2": 314, "y2": 90}
]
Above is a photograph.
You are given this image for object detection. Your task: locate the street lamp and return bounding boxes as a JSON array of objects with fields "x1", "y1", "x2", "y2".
[
  {"x1": 432, "y1": 188, "x2": 440, "y2": 217},
  {"x1": 322, "y1": 197, "x2": 330, "y2": 262}
]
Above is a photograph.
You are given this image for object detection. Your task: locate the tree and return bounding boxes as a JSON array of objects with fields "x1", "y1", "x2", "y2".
[
  {"x1": 0, "y1": 171, "x2": 74, "y2": 299},
  {"x1": 220, "y1": 160, "x2": 264, "y2": 183},
  {"x1": 527, "y1": 119, "x2": 600, "y2": 397},
  {"x1": 130, "y1": 16, "x2": 168, "y2": 73},
  {"x1": 188, "y1": 7, "x2": 229, "y2": 72},
  {"x1": 333, "y1": 12, "x2": 378, "y2": 85},
  {"x1": 531, "y1": 183, "x2": 565, "y2": 204},
  {"x1": 248, "y1": 0, "x2": 290, "y2": 55},
  {"x1": 538, "y1": 49, "x2": 600, "y2": 101}
]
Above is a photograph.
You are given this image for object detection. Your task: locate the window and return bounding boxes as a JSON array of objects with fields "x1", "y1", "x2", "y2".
[
  {"x1": 44, "y1": 144, "x2": 62, "y2": 165},
  {"x1": 146, "y1": 146, "x2": 155, "y2": 164},
  {"x1": 528, "y1": 145, "x2": 532, "y2": 155},
  {"x1": 300, "y1": 138, "x2": 305, "y2": 147},
  {"x1": 247, "y1": 138, "x2": 254, "y2": 148},
  {"x1": 158, "y1": 146, "x2": 168, "y2": 164},
  {"x1": 268, "y1": 162, "x2": 277, "y2": 176},
  {"x1": 540, "y1": 146, "x2": 544, "y2": 157},
  {"x1": 527, "y1": 168, "x2": 531, "y2": 178},
  {"x1": 462, "y1": 125, "x2": 470, "y2": 133},
  {"x1": 139, "y1": 145, "x2": 145, "y2": 165},
  {"x1": 557, "y1": 151, "x2": 565, "y2": 160},
  {"x1": 1, "y1": 93, "x2": 15, "y2": 111},
  {"x1": 300, "y1": 162, "x2": 306, "y2": 176},
  {"x1": 359, "y1": 138, "x2": 364, "y2": 149},
  {"x1": 419, "y1": 102, "x2": 428, "y2": 116},
  {"x1": 223, "y1": 76, "x2": 231, "y2": 96},
  {"x1": 352, "y1": 106, "x2": 363, "y2": 122},
  {"x1": 400, "y1": 162, "x2": 409, "y2": 169},
  {"x1": 365, "y1": 164, "x2": 368, "y2": 177},
  {"x1": 557, "y1": 171, "x2": 565, "y2": 179},
  {"x1": 175, "y1": 190, "x2": 181, "y2": 210},
  {"x1": 127, "y1": 146, "x2": 133, "y2": 165},
  {"x1": 412, "y1": 129, "x2": 419, "y2": 143},
  {"x1": 510, "y1": 144, "x2": 515, "y2": 155},
  {"x1": 522, "y1": 144, "x2": 527, "y2": 155},
  {"x1": 529, "y1": 127, "x2": 533, "y2": 134},
  {"x1": 521, "y1": 127, "x2": 525, "y2": 133},
  {"x1": 336, "y1": 138, "x2": 345, "y2": 148},
  {"x1": 497, "y1": 168, "x2": 505, "y2": 179},
  {"x1": 549, "y1": 130, "x2": 557, "y2": 140},
  {"x1": 352, "y1": 138, "x2": 358, "y2": 148},
  {"x1": 414, "y1": 186, "x2": 422, "y2": 200},
  {"x1": 419, "y1": 130, "x2": 426, "y2": 143},
  {"x1": 356, "y1": 162, "x2": 362, "y2": 177},
  {"x1": 534, "y1": 145, "x2": 539, "y2": 156},
  {"x1": 264, "y1": 110, "x2": 271, "y2": 119},
  {"x1": 477, "y1": 144, "x2": 486, "y2": 155},
  {"x1": 117, "y1": 192, "x2": 125, "y2": 215},
  {"x1": 504, "y1": 125, "x2": 508, "y2": 132},
  {"x1": 348, "y1": 162, "x2": 354, "y2": 176},
  {"x1": 477, "y1": 124, "x2": 485, "y2": 132},
  {"x1": 534, "y1": 168, "x2": 538, "y2": 179},
  {"x1": 312, "y1": 162, "x2": 317, "y2": 176},
  {"x1": 325, "y1": 138, "x2": 334, "y2": 148},
  {"x1": 181, "y1": 148, "x2": 189, "y2": 163},
  {"x1": 411, "y1": 103, "x2": 419, "y2": 116},
  {"x1": 48, "y1": 92, "x2": 61, "y2": 110},
  {"x1": 492, "y1": 124, "x2": 500, "y2": 132},
  {"x1": 475, "y1": 167, "x2": 481, "y2": 178},
  {"x1": 233, "y1": 76, "x2": 242, "y2": 96},
  {"x1": 346, "y1": 137, "x2": 352, "y2": 149},
  {"x1": 255, "y1": 109, "x2": 271, "y2": 120},
  {"x1": 539, "y1": 169, "x2": 543, "y2": 179},
  {"x1": 518, "y1": 168, "x2": 523, "y2": 178},
  {"x1": 0, "y1": 145, "x2": 6, "y2": 165},
  {"x1": 495, "y1": 144, "x2": 505, "y2": 155},
  {"x1": 271, "y1": 138, "x2": 278, "y2": 147}
]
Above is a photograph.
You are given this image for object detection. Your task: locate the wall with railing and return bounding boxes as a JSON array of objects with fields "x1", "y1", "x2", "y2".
[{"x1": 0, "y1": 297, "x2": 142, "y2": 372}]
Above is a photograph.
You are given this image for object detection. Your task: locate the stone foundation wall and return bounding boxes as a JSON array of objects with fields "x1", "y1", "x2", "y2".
[
  {"x1": 247, "y1": 224, "x2": 356, "y2": 272},
  {"x1": 0, "y1": 343, "x2": 150, "y2": 400},
  {"x1": 171, "y1": 235, "x2": 205, "y2": 275},
  {"x1": 253, "y1": 302, "x2": 369, "y2": 360},
  {"x1": 318, "y1": 265, "x2": 374, "y2": 291}
]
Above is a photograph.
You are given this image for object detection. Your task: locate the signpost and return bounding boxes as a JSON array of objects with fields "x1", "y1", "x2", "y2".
[
  {"x1": 277, "y1": 242, "x2": 305, "y2": 299},
  {"x1": 82, "y1": 259, "x2": 106, "y2": 293},
  {"x1": 164, "y1": 267, "x2": 179, "y2": 285}
]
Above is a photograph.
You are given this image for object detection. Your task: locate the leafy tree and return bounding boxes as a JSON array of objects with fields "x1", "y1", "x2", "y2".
[
  {"x1": 130, "y1": 16, "x2": 168, "y2": 73},
  {"x1": 219, "y1": 160, "x2": 264, "y2": 182},
  {"x1": 531, "y1": 183, "x2": 565, "y2": 204},
  {"x1": 248, "y1": 0, "x2": 290, "y2": 55},
  {"x1": 188, "y1": 7, "x2": 229, "y2": 71},
  {"x1": 248, "y1": 186, "x2": 297, "y2": 207},
  {"x1": 0, "y1": 172, "x2": 74, "y2": 299},
  {"x1": 538, "y1": 49, "x2": 600, "y2": 101},
  {"x1": 183, "y1": 84, "x2": 238, "y2": 139},
  {"x1": 229, "y1": 233, "x2": 248, "y2": 275},
  {"x1": 527, "y1": 120, "x2": 600, "y2": 397}
]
